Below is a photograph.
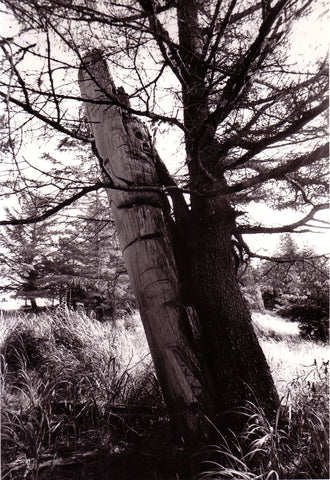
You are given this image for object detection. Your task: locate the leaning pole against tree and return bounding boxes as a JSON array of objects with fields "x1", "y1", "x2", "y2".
[{"x1": 78, "y1": 50, "x2": 213, "y2": 441}]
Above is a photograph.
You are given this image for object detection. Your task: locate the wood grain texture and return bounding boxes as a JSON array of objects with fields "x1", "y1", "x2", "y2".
[{"x1": 79, "y1": 51, "x2": 210, "y2": 440}]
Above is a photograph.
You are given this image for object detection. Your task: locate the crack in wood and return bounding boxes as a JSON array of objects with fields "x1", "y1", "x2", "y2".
[{"x1": 122, "y1": 232, "x2": 163, "y2": 252}]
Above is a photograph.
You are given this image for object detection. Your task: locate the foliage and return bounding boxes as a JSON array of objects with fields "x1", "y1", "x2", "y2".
[
  {"x1": 0, "y1": 202, "x2": 55, "y2": 310},
  {"x1": 1, "y1": 308, "x2": 165, "y2": 479},
  {"x1": 279, "y1": 292, "x2": 329, "y2": 342},
  {"x1": 258, "y1": 234, "x2": 329, "y2": 342}
]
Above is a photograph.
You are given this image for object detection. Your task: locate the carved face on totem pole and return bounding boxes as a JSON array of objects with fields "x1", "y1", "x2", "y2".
[
  {"x1": 125, "y1": 116, "x2": 155, "y2": 165},
  {"x1": 99, "y1": 111, "x2": 157, "y2": 187},
  {"x1": 78, "y1": 50, "x2": 160, "y2": 205}
]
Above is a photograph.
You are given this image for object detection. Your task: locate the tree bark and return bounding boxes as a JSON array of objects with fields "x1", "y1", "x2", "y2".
[
  {"x1": 30, "y1": 296, "x2": 38, "y2": 313},
  {"x1": 79, "y1": 50, "x2": 214, "y2": 442},
  {"x1": 175, "y1": 0, "x2": 280, "y2": 424},
  {"x1": 188, "y1": 194, "x2": 279, "y2": 424}
]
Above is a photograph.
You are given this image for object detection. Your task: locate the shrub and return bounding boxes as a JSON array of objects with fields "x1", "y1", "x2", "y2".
[
  {"x1": 262, "y1": 288, "x2": 278, "y2": 310},
  {"x1": 279, "y1": 292, "x2": 329, "y2": 342}
]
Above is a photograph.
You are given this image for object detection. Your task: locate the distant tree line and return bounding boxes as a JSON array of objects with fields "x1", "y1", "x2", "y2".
[
  {"x1": 240, "y1": 234, "x2": 329, "y2": 342},
  {"x1": 0, "y1": 191, "x2": 135, "y2": 319}
]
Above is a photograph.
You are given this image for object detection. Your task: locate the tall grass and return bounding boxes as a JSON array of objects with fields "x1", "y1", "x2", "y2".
[
  {"x1": 196, "y1": 361, "x2": 328, "y2": 479},
  {"x1": 252, "y1": 311, "x2": 328, "y2": 399},
  {"x1": 0, "y1": 307, "x2": 163, "y2": 479},
  {"x1": 1, "y1": 308, "x2": 328, "y2": 479},
  {"x1": 196, "y1": 311, "x2": 329, "y2": 479}
]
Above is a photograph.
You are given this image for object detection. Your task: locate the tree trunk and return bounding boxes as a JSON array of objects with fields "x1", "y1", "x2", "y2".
[
  {"x1": 188, "y1": 194, "x2": 279, "y2": 424},
  {"x1": 174, "y1": 0, "x2": 280, "y2": 426},
  {"x1": 79, "y1": 49, "x2": 279, "y2": 442},
  {"x1": 30, "y1": 296, "x2": 38, "y2": 312},
  {"x1": 79, "y1": 51, "x2": 214, "y2": 442}
]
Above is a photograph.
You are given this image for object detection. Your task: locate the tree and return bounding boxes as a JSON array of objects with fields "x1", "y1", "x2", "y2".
[
  {"x1": 41, "y1": 192, "x2": 133, "y2": 317},
  {"x1": 0, "y1": 189, "x2": 132, "y2": 316},
  {"x1": 258, "y1": 234, "x2": 329, "y2": 340},
  {"x1": 0, "y1": 0, "x2": 328, "y2": 441},
  {"x1": 259, "y1": 234, "x2": 305, "y2": 307},
  {"x1": 0, "y1": 200, "x2": 55, "y2": 310}
]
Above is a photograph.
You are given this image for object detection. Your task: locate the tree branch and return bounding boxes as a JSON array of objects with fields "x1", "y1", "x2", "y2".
[
  {"x1": 0, "y1": 183, "x2": 106, "y2": 226},
  {"x1": 204, "y1": 0, "x2": 238, "y2": 66},
  {"x1": 0, "y1": 181, "x2": 197, "y2": 226},
  {"x1": 284, "y1": 174, "x2": 312, "y2": 205},
  {"x1": 227, "y1": 98, "x2": 329, "y2": 169},
  {"x1": 240, "y1": 240, "x2": 329, "y2": 280},
  {"x1": 227, "y1": 143, "x2": 329, "y2": 194},
  {"x1": 0, "y1": 83, "x2": 185, "y2": 139},
  {"x1": 0, "y1": 90, "x2": 89, "y2": 142},
  {"x1": 201, "y1": 0, "x2": 289, "y2": 135},
  {"x1": 153, "y1": 150, "x2": 190, "y2": 221},
  {"x1": 137, "y1": 0, "x2": 189, "y2": 84},
  {"x1": 236, "y1": 203, "x2": 329, "y2": 234}
]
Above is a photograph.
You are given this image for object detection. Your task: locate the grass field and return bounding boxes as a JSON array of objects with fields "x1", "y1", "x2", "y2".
[
  {"x1": 0, "y1": 308, "x2": 328, "y2": 479},
  {"x1": 252, "y1": 311, "x2": 328, "y2": 400}
]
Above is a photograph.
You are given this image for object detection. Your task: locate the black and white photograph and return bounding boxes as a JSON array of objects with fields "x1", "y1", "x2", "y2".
[{"x1": 0, "y1": 1, "x2": 328, "y2": 478}]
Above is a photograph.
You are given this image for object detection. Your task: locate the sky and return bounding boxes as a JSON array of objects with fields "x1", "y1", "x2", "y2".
[{"x1": 289, "y1": 3, "x2": 328, "y2": 65}]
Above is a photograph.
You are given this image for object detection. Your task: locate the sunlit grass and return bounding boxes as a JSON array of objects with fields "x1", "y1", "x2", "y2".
[
  {"x1": 195, "y1": 311, "x2": 328, "y2": 480},
  {"x1": 252, "y1": 311, "x2": 299, "y2": 339},
  {"x1": 1, "y1": 308, "x2": 328, "y2": 479},
  {"x1": 261, "y1": 337, "x2": 328, "y2": 399},
  {"x1": 0, "y1": 310, "x2": 20, "y2": 345},
  {"x1": 0, "y1": 307, "x2": 162, "y2": 479},
  {"x1": 1, "y1": 307, "x2": 149, "y2": 374},
  {"x1": 251, "y1": 311, "x2": 329, "y2": 400}
]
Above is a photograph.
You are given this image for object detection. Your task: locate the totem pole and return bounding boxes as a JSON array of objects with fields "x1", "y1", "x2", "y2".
[{"x1": 78, "y1": 50, "x2": 213, "y2": 441}]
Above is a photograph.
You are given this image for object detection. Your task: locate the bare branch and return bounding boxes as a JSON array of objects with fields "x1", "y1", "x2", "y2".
[
  {"x1": 46, "y1": 28, "x2": 61, "y2": 124},
  {"x1": 0, "y1": 183, "x2": 106, "y2": 226},
  {"x1": 227, "y1": 143, "x2": 329, "y2": 194},
  {"x1": 0, "y1": 89, "x2": 89, "y2": 141},
  {"x1": 204, "y1": 0, "x2": 238, "y2": 67},
  {"x1": 201, "y1": 0, "x2": 289, "y2": 135},
  {"x1": 236, "y1": 203, "x2": 329, "y2": 234},
  {"x1": 0, "y1": 180, "x2": 197, "y2": 226},
  {"x1": 284, "y1": 174, "x2": 313, "y2": 205},
  {"x1": 227, "y1": 99, "x2": 329, "y2": 169},
  {"x1": 137, "y1": 0, "x2": 189, "y2": 84},
  {"x1": 241, "y1": 242, "x2": 329, "y2": 279}
]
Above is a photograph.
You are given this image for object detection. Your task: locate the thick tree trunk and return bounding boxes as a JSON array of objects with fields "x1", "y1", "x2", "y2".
[
  {"x1": 174, "y1": 0, "x2": 279, "y2": 425},
  {"x1": 188, "y1": 194, "x2": 279, "y2": 424},
  {"x1": 79, "y1": 51, "x2": 214, "y2": 442}
]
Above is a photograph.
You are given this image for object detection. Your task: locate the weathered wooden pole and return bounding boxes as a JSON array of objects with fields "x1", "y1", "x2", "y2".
[{"x1": 78, "y1": 50, "x2": 213, "y2": 441}]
